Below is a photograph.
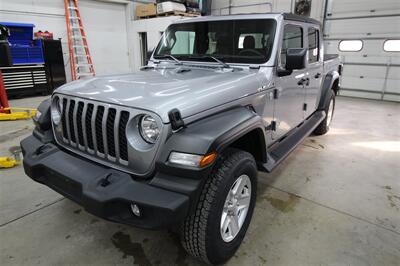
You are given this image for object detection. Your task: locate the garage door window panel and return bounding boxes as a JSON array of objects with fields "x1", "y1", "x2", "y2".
[
  {"x1": 383, "y1": 40, "x2": 400, "y2": 52},
  {"x1": 339, "y1": 40, "x2": 363, "y2": 52}
]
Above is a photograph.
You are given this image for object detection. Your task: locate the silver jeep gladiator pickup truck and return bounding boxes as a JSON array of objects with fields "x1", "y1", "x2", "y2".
[{"x1": 22, "y1": 13, "x2": 341, "y2": 264}]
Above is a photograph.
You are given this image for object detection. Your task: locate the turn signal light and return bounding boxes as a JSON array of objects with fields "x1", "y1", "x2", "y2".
[
  {"x1": 169, "y1": 151, "x2": 218, "y2": 168},
  {"x1": 199, "y1": 152, "x2": 218, "y2": 168}
]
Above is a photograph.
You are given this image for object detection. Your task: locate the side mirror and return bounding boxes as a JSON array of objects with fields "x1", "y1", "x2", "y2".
[{"x1": 285, "y1": 48, "x2": 307, "y2": 70}]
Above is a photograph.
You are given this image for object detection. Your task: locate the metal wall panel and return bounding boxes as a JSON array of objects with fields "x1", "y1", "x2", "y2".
[
  {"x1": 325, "y1": 17, "x2": 400, "y2": 39},
  {"x1": 326, "y1": 0, "x2": 400, "y2": 18}
]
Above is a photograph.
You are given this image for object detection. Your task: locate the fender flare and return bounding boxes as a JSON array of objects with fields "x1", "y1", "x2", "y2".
[
  {"x1": 318, "y1": 71, "x2": 340, "y2": 110},
  {"x1": 157, "y1": 107, "x2": 267, "y2": 165},
  {"x1": 33, "y1": 98, "x2": 51, "y2": 130}
]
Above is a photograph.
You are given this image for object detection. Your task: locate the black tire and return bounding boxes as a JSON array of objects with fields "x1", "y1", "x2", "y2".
[
  {"x1": 314, "y1": 90, "x2": 335, "y2": 135},
  {"x1": 180, "y1": 148, "x2": 258, "y2": 265}
]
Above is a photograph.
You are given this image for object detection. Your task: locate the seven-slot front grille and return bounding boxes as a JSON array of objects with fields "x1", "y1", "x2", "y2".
[{"x1": 59, "y1": 97, "x2": 130, "y2": 164}]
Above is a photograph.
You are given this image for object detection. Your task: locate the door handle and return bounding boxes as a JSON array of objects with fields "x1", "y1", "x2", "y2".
[
  {"x1": 314, "y1": 73, "x2": 321, "y2": 79},
  {"x1": 297, "y1": 78, "x2": 305, "y2": 86},
  {"x1": 297, "y1": 77, "x2": 310, "y2": 86}
]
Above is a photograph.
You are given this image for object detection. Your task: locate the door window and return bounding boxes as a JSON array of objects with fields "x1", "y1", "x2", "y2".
[
  {"x1": 308, "y1": 27, "x2": 319, "y2": 63},
  {"x1": 281, "y1": 25, "x2": 303, "y2": 67}
]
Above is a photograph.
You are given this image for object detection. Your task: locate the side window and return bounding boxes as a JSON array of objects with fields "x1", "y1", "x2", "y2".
[
  {"x1": 308, "y1": 28, "x2": 319, "y2": 63},
  {"x1": 281, "y1": 25, "x2": 303, "y2": 67}
]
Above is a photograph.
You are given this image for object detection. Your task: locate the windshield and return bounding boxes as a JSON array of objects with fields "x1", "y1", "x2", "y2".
[{"x1": 154, "y1": 19, "x2": 276, "y2": 64}]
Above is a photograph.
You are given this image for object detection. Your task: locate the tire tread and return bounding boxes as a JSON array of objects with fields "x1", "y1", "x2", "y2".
[{"x1": 180, "y1": 149, "x2": 254, "y2": 264}]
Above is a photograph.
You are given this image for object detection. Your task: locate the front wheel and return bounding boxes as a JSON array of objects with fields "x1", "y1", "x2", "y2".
[
  {"x1": 314, "y1": 90, "x2": 335, "y2": 135},
  {"x1": 180, "y1": 149, "x2": 257, "y2": 264}
]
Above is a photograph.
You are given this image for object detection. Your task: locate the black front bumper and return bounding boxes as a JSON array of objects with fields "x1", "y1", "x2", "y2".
[{"x1": 21, "y1": 135, "x2": 194, "y2": 229}]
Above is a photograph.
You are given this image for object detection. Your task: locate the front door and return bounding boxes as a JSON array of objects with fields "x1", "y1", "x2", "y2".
[{"x1": 273, "y1": 23, "x2": 307, "y2": 140}]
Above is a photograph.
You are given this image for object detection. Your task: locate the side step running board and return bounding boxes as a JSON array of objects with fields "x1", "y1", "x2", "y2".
[{"x1": 262, "y1": 111, "x2": 326, "y2": 172}]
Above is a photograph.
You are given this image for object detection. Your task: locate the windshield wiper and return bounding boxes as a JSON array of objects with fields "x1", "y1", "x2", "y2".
[
  {"x1": 155, "y1": 54, "x2": 183, "y2": 65},
  {"x1": 189, "y1": 55, "x2": 231, "y2": 69},
  {"x1": 206, "y1": 56, "x2": 231, "y2": 68}
]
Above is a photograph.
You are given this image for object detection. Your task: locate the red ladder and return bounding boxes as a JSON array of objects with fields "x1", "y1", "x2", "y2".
[
  {"x1": 64, "y1": 0, "x2": 95, "y2": 80},
  {"x1": 0, "y1": 71, "x2": 10, "y2": 113}
]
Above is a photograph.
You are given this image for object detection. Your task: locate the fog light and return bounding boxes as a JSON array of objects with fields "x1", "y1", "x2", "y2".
[{"x1": 130, "y1": 203, "x2": 141, "y2": 217}]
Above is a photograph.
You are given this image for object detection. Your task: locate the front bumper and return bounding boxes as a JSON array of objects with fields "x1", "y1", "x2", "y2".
[{"x1": 21, "y1": 135, "x2": 192, "y2": 229}]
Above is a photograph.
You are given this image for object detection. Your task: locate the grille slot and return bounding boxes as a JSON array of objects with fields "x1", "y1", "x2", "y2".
[
  {"x1": 68, "y1": 100, "x2": 76, "y2": 143},
  {"x1": 95, "y1": 106, "x2": 105, "y2": 154},
  {"x1": 59, "y1": 97, "x2": 131, "y2": 165},
  {"x1": 119, "y1": 111, "x2": 130, "y2": 161},
  {"x1": 61, "y1": 98, "x2": 68, "y2": 139},
  {"x1": 106, "y1": 108, "x2": 117, "y2": 157},
  {"x1": 86, "y1": 104, "x2": 94, "y2": 150},
  {"x1": 76, "y1": 102, "x2": 85, "y2": 146}
]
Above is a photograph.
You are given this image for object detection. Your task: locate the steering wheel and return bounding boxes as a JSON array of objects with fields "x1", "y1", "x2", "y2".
[{"x1": 238, "y1": 49, "x2": 264, "y2": 56}]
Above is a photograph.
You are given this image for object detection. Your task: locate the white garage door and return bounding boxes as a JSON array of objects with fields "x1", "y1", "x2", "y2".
[
  {"x1": 323, "y1": 0, "x2": 400, "y2": 102},
  {"x1": 79, "y1": 0, "x2": 130, "y2": 77}
]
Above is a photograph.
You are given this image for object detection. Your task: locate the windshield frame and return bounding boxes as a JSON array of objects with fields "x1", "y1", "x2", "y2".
[{"x1": 152, "y1": 18, "x2": 278, "y2": 67}]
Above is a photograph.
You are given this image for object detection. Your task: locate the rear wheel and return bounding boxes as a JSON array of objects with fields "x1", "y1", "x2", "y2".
[
  {"x1": 180, "y1": 149, "x2": 257, "y2": 264},
  {"x1": 314, "y1": 90, "x2": 335, "y2": 135}
]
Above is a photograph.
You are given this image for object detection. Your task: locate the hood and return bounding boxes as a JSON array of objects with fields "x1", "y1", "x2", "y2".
[{"x1": 56, "y1": 66, "x2": 269, "y2": 123}]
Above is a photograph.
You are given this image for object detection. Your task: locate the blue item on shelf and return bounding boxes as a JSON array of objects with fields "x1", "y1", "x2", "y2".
[{"x1": 0, "y1": 22, "x2": 45, "y2": 65}]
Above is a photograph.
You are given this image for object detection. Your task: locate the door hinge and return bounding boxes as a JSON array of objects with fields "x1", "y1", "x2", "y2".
[
  {"x1": 303, "y1": 103, "x2": 307, "y2": 111},
  {"x1": 273, "y1": 88, "x2": 279, "y2": 99}
]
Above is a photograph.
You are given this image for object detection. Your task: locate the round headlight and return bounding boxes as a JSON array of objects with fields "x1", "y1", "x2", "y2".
[
  {"x1": 139, "y1": 115, "x2": 160, "y2": 144},
  {"x1": 51, "y1": 96, "x2": 62, "y2": 125}
]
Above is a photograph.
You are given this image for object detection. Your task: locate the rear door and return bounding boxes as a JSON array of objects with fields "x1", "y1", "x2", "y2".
[
  {"x1": 273, "y1": 23, "x2": 307, "y2": 140},
  {"x1": 305, "y1": 26, "x2": 323, "y2": 117}
]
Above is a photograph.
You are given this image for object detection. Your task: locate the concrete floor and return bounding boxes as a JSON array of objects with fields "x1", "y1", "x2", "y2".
[{"x1": 0, "y1": 96, "x2": 399, "y2": 266}]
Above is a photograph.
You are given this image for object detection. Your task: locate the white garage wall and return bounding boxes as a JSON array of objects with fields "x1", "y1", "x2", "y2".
[{"x1": 0, "y1": 0, "x2": 132, "y2": 82}]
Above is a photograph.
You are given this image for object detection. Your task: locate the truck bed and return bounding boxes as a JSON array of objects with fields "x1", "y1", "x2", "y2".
[
  {"x1": 323, "y1": 54, "x2": 340, "y2": 75},
  {"x1": 324, "y1": 54, "x2": 339, "y2": 61}
]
